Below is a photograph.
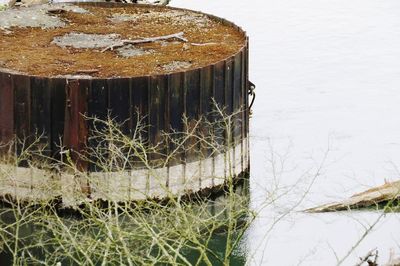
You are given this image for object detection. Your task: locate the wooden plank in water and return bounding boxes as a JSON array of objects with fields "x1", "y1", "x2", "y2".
[{"x1": 305, "y1": 181, "x2": 400, "y2": 213}]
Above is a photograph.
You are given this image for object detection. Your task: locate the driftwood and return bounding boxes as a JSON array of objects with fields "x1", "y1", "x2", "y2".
[
  {"x1": 101, "y1": 32, "x2": 188, "y2": 52},
  {"x1": 306, "y1": 181, "x2": 400, "y2": 213}
]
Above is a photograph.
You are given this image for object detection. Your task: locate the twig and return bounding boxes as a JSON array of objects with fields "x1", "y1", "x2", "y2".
[
  {"x1": 355, "y1": 248, "x2": 377, "y2": 266},
  {"x1": 101, "y1": 32, "x2": 187, "y2": 53},
  {"x1": 190, "y1": 42, "x2": 218, "y2": 46},
  {"x1": 374, "y1": 250, "x2": 379, "y2": 266}
]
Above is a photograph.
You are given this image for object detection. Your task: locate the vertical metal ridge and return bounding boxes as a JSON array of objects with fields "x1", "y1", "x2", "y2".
[
  {"x1": 128, "y1": 77, "x2": 134, "y2": 138},
  {"x1": 168, "y1": 72, "x2": 184, "y2": 166},
  {"x1": 0, "y1": 73, "x2": 14, "y2": 152},
  {"x1": 147, "y1": 76, "x2": 152, "y2": 170},
  {"x1": 13, "y1": 74, "x2": 31, "y2": 158},
  {"x1": 213, "y1": 60, "x2": 225, "y2": 147},
  {"x1": 50, "y1": 78, "x2": 66, "y2": 161},
  {"x1": 225, "y1": 57, "x2": 234, "y2": 142},
  {"x1": 88, "y1": 78, "x2": 108, "y2": 172},
  {"x1": 200, "y1": 65, "x2": 214, "y2": 188},
  {"x1": 233, "y1": 53, "x2": 243, "y2": 141},
  {"x1": 200, "y1": 65, "x2": 213, "y2": 157},
  {"x1": 245, "y1": 39, "x2": 250, "y2": 169},
  {"x1": 108, "y1": 78, "x2": 131, "y2": 136},
  {"x1": 149, "y1": 75, "x2": 160, "y2": 165},
  {"x1": 245, "y1": 38, "x2": 250, "y2": 137},
  {"x1": 182, "y1": 71, "x2": 188, "y2": 187},
  {"x1": 31, "y1": 77, "x2": 52, "y2": 158},
  {"x1": 184, "y1": 69, "x2": 201, "y2": 164},
  {"x1": 165, "y1": 74, "x2": 171, "y2": 189},
  {"x1": 131, "y1": 76, "x2": 149, "y2": 169},
  {"x1": 63, "y1": 79, "x2": 89, "y2": 172},
  {"x1": 240, "y1": 49, "x2": 246, "y2": 173},
  {"x1": 211, "y1": 64, "x2": 216, "y2": 187}
]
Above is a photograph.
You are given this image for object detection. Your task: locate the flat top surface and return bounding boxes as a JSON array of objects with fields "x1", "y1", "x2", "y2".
[{"x1": 0, "y1": 3, "x2": 245, "y2": 78}]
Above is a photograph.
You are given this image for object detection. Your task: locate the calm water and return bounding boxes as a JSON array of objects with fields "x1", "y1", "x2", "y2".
[{"x1": 172, "y1": 0, "x2": 400, "y2": 265}]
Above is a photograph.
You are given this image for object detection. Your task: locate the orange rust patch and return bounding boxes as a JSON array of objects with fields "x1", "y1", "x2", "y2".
[{"x1": 0, "y1": 4, "x2": 246, "y2": 78}]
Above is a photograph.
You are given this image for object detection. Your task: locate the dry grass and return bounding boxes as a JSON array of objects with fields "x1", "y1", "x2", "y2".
[{"x1": 0, "y1": 4, "x2": 246, "y2": 77}]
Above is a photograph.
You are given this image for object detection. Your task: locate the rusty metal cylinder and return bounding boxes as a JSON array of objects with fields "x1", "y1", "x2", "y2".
[{"x1": 0, "y1": 2, "x2": 250, "y2": 205}]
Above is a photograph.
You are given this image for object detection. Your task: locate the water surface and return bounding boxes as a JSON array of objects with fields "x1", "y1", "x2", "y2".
[{"x1": 172, "y1": 0, "x2": 400, "y2": 265}]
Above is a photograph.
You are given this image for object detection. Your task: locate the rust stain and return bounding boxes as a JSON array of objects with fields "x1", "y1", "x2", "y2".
[{"x1": 63, "y1": 79, "x2": 90, "y2": 194}]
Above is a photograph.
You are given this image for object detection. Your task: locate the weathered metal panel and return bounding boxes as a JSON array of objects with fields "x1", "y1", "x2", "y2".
[
  {"x1": 233, "y1": 52, "x2": 243, "y2": 141},
  {"x1": 13, "y1": 74, "x2": 31, "y2": 157},
  {"x1": 149, "y1": 75, "x2": 168, "y2": 166},
  {"x1": 168, "y1": 72, "x2": 184, "y2": 166},
  {"x1": 245, "y1": 38, "x2": 250, "y2": 138},
  {"x1": 108, "y1": 78, "x2": 131, "y2": 135},
  {"x1": 0, "y1": 73, "x2": 13, "y2": 150},
  {"x1": 31, "y1": 77, "x2": 52, "y2": 157},
  {"x1": 184, "y1": 69, "x2": 201, "y2": 166},
  {"x1": 224, "y1": 58, "x2": 234, "y2": 119},
  {"x1": 131, "y1": 76, "x2": 149, "y2": 168},
  {"x1": 88, "y1": 79, "x2": 108, "y2": 171},
  {"x1": 240, "y1": 49, "x2": 247, "y2": 172},
  {"x1": 225, "y1": 57, "x2": 234, "y2": 173},
  {"x1": 63, "y1": 79, "x2": 89, "y2": 172},
  {"x1": 213, "y1": 61, "x2": 225, "y2": 149},
  {"x1": 50, "y1": 78, "x2": 67, "y2": 160},
  {"x1": 200, "y1": 65, "x2": 214, "y2": 158},
  {"x1": 244, "y1": 38, "x2": 250, "y2": 169},
  {"x1": 148, "y1": 75, "x2": 168, "y2": 191}
]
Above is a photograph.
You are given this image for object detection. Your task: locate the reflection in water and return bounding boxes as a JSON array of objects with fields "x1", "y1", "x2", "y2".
[{"x1": 0, "y1": 180, "x2": 249, "y2": 265}]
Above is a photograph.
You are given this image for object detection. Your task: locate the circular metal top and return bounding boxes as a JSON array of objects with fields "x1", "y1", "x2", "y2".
[{"x1": 0, "y1": 2, "x2": 247, "y2": 78}]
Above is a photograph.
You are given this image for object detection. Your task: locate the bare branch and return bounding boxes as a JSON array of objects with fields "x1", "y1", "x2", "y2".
[{"x1": 101, "y1": 32, "x2": 187, "y2": 53}]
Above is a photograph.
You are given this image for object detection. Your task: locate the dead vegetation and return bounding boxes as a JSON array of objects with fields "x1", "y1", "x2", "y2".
[
  {"x1": 0, "y1": 108, "x2": 253, "y2": 265},
  {"x1": 0, "y1": 3, "x2": 246, "y2": 77}
]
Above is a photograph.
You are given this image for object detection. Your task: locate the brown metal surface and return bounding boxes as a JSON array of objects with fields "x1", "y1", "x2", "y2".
[
  {"x1": 0, "y1": 73, "x2": 13, "y2": 153},
  {"x1": 0, "y1": 2, "x2": 250, "y2": 174},
  {"x1": 63, "y1": 79, "x2": 89, "y2": 172}
]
